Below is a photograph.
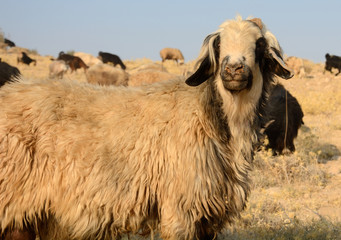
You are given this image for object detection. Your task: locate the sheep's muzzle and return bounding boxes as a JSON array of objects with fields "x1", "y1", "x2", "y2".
[{"x1": 220, "y1": 56, "x2": 252, "y2": 91}]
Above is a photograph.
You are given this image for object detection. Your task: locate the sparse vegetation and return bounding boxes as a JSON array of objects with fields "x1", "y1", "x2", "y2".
[
  {"x1": 223, "y1": 218, "x2": 341, "y2": 240},
  {"x1": 66, "y1": 50, "x2": 75, "y2": 55},
  {"x1": 28, "y1": 48, "x2": 38, "y2": 55},
  {"x1": 0, "y1": 28, "x2": 4, "y2": 43}
]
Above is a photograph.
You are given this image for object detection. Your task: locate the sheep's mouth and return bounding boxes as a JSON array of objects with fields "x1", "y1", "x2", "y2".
[
  {"x1": 220, "y1": 70, "x2": 253, "y2": 91},
  {"x1": 219, "y1": 58, "x2": 253, "y2": 91},
  {"x1": 223, "y1": 79, "x2": 248, "y2": 91}
]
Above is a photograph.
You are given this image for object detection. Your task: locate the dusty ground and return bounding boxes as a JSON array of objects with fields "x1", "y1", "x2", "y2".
[{"x1": 0, "y1": 50, "x2": 340, "y2": 239}]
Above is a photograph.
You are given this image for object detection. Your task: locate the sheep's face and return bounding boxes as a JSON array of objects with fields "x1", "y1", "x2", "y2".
[
  {"x1": 218, "y1": 20, "x2": 264, "y2": 91},
  {"x1": 186, "y1": 17, "x2": 293, "y2": 91}
]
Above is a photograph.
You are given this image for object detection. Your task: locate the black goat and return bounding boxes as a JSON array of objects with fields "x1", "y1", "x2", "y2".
[
  {"x1": 324, "y1": 53, "x2": 341, "y2": 76},
  {"x1": 17, "y1": 52, "x2": 36, "y2": 66},
  {"x1": 0, "y1": 58, "x2": 21, "y2": 87},
  {"x1": 261, "y1": 83, "x2": 304, "y2": 155},
  {"x1": 4, "y1": 38, "x2": 15, "y2": 48},
  {"x1": 98, "y1": 51, "x2": 126, "y2": 69}
]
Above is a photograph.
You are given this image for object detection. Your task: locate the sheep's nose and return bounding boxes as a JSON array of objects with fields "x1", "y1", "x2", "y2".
[
  {"x1": 225, "y1": 63, "x2": 244, "y2": 75},
  {"x1": 221, "y1": 56, "x2": 245, "y2": 77}
]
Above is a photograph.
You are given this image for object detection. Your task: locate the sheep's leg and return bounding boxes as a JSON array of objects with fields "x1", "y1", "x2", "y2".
[
  {"x1": 194, "y1": 218, "x2": 216, "y2": 240},
  {"x1": 159, "y1": 204, "x2": 193, "y2": 240},
  {"x1": 159, "y1": 204, "x2": 216, "y2": 240}
]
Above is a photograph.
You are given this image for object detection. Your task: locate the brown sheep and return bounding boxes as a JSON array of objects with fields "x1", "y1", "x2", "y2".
[
  {"x1": 86, "y1": 63, "x2": 129, "y2": 86},
  {"x1": 57, "y1": 51, "x2": 89, "y2": 73},
  {"x1": 285, "y1": 56, "x2": 305, "y2": 78},
  {"x1": 49, "y1": 60, "x2": 69, "y2": 79},
  {"x1": 68, "y1": 57, "x2": 89, "y2": 73},
  {"x1": 160, "y1": 47, "x2": 184, "y2": 64}
]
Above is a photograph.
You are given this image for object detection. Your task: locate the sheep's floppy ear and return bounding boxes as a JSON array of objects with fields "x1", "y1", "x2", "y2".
[
  {"x1": 186, "y1": 33, "x2": 220, "y2": 86},
  {"x1": 251, "y1": 17, "x2": 294, "y2": 80},
  {"x1": 185, "y1": 56, "x2": 213, "y2": 86},
  {"x1": 268, "y1": 47, "x2": 294, "y2": 79}
]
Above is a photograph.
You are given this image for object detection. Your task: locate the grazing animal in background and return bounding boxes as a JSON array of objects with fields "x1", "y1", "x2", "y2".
[
  {"x1": 98, "y1": 51, "x2": 126, "y2": 69},
  {"x1": 68, "y1": 57, "x2": 89, "y2": 73},
  {"x1": 49, "y1": 60, "x2": 69, "y2": 79},
  {"x1": 57, "y1": 51, "x2": 89, "y2": 73},
  {"x1": 86, "y1": 63, "x2": 129, "y2": 86},
  {"x1": 17, "y1": 52, "x2": 36, "y2": 66},
  {"x1": 0, "y1": 16, "x2": 293, "y2": 240},
  {"x1": 160, "y1": 47, "x2": 185, "y2": 65},
  {"x1": 4, "y1": 38, "x2": 15, "y2": 48},
  {"x1": 0, "y1": 58, "x2": 21, "y2": 87},
  {"x1": 261, "y1": 83, "x2": 304, "y2": 155},
  {"x1": 285, "y1": 56, "x2": 305, "y2": 78},
  {"x1": 324, "y1": 53, "x2": 341, "y2": 76}
]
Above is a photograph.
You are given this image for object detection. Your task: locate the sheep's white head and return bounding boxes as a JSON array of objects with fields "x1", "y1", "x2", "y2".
[{"x1": 186, "y1": 17, "x2": 293, "y2": 91}]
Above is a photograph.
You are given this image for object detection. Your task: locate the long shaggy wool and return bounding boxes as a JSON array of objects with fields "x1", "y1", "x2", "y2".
[{"x1": 0, "y1": 78, "x2": 245, "y2": 239}]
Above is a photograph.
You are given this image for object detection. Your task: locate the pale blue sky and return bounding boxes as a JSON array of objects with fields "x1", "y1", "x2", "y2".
[{"x1": 0, "y1": 0, "x2": 340, "y2": 63}]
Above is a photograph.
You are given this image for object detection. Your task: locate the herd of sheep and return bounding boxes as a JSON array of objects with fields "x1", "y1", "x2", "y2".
[{"x1": 0, "y1": 16, "x2": 331, "y2": 239}]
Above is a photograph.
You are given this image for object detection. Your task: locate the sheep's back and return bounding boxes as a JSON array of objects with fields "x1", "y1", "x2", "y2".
[{"x1": 0, "y1": 78, "x2": 208, "y2": 235}]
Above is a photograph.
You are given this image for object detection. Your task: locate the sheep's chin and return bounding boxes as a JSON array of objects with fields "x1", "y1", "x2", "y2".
[{"x1": 223, "y1": 80, "x2": 248, "y2": 91}]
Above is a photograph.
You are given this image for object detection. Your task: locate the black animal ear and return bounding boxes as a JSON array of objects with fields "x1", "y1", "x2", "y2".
[
  {"x1": 185, "y1": 56, "x2": 213, "y2": 86},
  {"x1": 185, "y1": 34, "x2": 220, "y2": 86},
  {"x1": 267, "y1": 47, "x2": 294, "y2": 79}
]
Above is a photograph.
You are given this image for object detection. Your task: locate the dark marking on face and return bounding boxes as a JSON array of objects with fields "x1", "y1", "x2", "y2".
[{"x1": 220, "y1": 56, "x2": 253, "y2": 91}]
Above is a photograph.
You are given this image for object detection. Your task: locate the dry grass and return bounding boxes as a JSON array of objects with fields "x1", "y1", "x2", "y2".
[{"x1": 222, "y1": 219, "x2": 341, "y2": 240}]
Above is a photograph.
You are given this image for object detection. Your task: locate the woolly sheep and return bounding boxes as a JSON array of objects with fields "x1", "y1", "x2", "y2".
[
  {"x1": 49, "y1": 60, "x2": 69, "y2": 79},
  {"x1": 285, "y1": 56, "x2": 305, "y2": 78},
  {"x1": 0, "y1": 16, "x2": 293, "y2": 240},
  {"x1": 86, "y1": 63, "x2": 129, "y2": 86},
  {"x1": 160, "y1": 47, "x2": 184, "y2": 64}
]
